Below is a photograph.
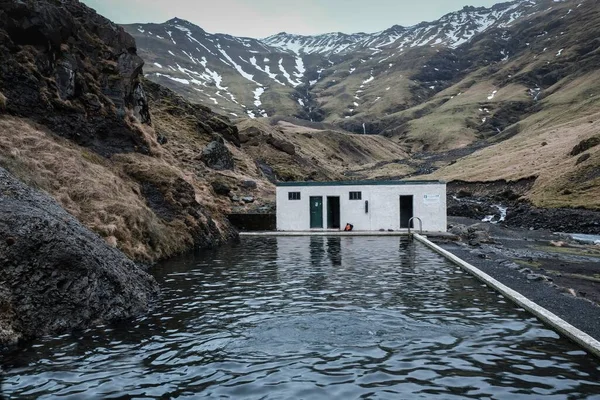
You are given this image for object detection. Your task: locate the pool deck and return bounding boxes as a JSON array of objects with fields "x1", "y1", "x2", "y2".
[{"x1": 414, "y1": 234, "x2": 600, "y2": 360}]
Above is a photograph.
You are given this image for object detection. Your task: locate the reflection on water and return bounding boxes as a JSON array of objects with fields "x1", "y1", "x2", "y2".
[{"x1": 2, "y1": 237, "x2": 600, "y2": 399}]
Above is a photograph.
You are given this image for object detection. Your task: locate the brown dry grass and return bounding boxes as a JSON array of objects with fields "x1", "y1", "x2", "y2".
[
  {"x1": 0, "y1": 92, "x2": 6, "y2": 111},
  {"x1": 0, "y1": 116, "x2": 220, "y2": 261},
  {"x1": 428, "y1": 110, "x2": 600, "y2": 209},
  {"x1": 237, "y1": 119, "x2": 410, "y2": 181}
]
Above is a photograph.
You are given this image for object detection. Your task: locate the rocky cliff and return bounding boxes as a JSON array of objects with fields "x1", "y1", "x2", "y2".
[
  {"x1": 0, "y1": 0, "x2": 239, "y2": 263},
  {"x1": 0, "y1": 0, "x2": 245, "y2": 345},
  {"x1": 0, "y1": 0, "x2": 151, "y2": 156}
]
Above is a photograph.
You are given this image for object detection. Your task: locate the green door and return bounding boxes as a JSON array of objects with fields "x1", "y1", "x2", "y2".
[{"x1": 310, "y1": 196, "x2": 323, "y2": 229}]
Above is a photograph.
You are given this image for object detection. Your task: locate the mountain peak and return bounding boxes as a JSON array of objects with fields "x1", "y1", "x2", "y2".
[{"x1": 165, "y1": 17, "x2": 194, "y2": 26}]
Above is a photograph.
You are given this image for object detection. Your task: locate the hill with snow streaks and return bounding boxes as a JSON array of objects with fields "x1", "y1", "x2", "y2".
[
  {"x1": 123, "y1": 0, "x2": 543, "y2": 120},
  {"x1": 124, "y1": 18, "x2": 309, "y2": 120},
  {"x1": 125, "y1": 0, "x2": 599, "y2": 148},
  {"x1": 263, "y1": 1, "x2": 529, "y2": 55}
]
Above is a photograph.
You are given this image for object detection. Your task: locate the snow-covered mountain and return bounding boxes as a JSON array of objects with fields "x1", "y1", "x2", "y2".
[
  {"x1": 263, "y1": 1, "x2": 531, "y2": 55},
  {"x1": 123, "y1": 0, "x2": 597, "y2": 136}
]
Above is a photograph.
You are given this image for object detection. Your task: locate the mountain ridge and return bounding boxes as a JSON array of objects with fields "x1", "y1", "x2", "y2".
[
  {"x1": 122, "y1": 0, "x2": 600, "y2": 211},
  {"x1": 123, "y1": 0, "x2": 585, "y2": 128}
]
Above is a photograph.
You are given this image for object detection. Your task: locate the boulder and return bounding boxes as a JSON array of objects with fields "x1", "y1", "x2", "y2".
[
  {"x1": 467, "y1": 224, "x2": 493, "y2": 246},
  {"x1": 241, "y1": 180, "x2": 257, "y2": 189},
  {"x1": 0, "y1": 167, "x2": 159, "y2": 346},
  {"x1": 201, "y1": 137, "x2": 234, "y2": 170},
  {"x1": 211, "y1": 180, "x2": 231, "y2": 196},
  {"x1": 238, "y1": 127, "x2": 261, "y2": 144},
  {"x1": 570, "y1": 136, "x2": 600, "y2": 156},
  {"x1": 267, "y1": 135, "x2": 296, "y2": 155},
  {"x1": 576, "y1": 153, "x2": 591, "y2": 165}
]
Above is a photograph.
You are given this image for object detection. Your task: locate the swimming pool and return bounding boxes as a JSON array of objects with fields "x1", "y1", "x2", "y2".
[{"x1": 2, "y1": 237, "x2": 599, "y2": 399}]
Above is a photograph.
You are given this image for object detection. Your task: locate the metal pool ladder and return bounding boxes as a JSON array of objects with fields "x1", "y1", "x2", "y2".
[{"x1": 407, "y1": 217, "x2": 423, "y2": 238}]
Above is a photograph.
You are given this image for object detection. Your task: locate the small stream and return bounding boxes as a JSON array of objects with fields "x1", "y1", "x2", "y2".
[{"x1": 1, "y1": 237, "x2": 599, "y2": 399}]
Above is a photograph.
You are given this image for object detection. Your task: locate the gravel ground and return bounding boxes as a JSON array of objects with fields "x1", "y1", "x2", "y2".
[{"x1": 433, "y1": 217, "x2": 600, "y2": 342}]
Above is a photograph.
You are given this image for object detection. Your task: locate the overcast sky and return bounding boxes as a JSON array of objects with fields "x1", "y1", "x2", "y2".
[{"x1": 81, "y1": 0, "x2": 502, "y2": 38}]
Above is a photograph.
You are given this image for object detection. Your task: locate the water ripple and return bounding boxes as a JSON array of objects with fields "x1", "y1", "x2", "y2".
[{"x1": 2, "y1": 236, "x2": 600, "y2": 399}]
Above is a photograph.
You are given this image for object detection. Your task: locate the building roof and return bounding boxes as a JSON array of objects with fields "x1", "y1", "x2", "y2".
[{"x1": 276, "y1": 179, "x2": 446, "y2": 187}]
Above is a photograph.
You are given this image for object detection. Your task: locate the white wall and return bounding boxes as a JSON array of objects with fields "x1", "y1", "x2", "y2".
[{"x1": 276, "y1": 183, "x2": 446, "y2": 232}]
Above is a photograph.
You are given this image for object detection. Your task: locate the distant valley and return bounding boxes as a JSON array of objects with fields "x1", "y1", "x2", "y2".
[{"x1": 124, "y1": 0, "x2": 600, "y2": 210}]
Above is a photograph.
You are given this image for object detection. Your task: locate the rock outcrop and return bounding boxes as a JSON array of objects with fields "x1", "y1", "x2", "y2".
[
  {"x1": 0, "y1": 167, "x2": 159, "y2": 346},
  {"x1": 143, "y1": 79, "x2": 240, "y2": 146},
  {"x1": 267, "y1": 135, "x2": 296, "y2": 156},
  {"x1": 0, "y1": 0, "x2": 151, "y2": 156},
  {"x1": 201, "y1": 136, "x2": 235, "y2": 170},
  {"x1": 0, "y1": 0, "x2": 240, "y2": 264}
]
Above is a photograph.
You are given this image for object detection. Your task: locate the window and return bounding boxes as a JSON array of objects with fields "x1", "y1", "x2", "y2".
[
  {"x1": 349, "y1": 191, "x2": 362, "y2": 200},
  {"x1": 288, "y1": 192, "x2": 301, "y2": 200}
]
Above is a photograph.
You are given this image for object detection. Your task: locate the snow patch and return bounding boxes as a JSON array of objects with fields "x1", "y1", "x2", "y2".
[
  {"x1": 253, "y1": 87, "x2": 265, "y2": 107},
  {"x1": 166, "y1": 30, "x2": 176, "y2": 45},
  {"x1": 278, "y1": 58, "x2": 301, "y2": 87},
  {"x1": 217, "y1": 45, "x2": 258, "y2": 84},
  {"x1": 155, "y1": 73, "x2": 189, "y2": 85}
]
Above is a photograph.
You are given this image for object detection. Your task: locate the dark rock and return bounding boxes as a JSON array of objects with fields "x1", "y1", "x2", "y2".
[
  {"x1": 505, "y1": 203, "x2": 600, "y2": 235},
  {"x1": 446, "y1": 196, "x2": 498, "y2": 220},
  {"x1": 0, "y1": 0, "x2": 153, "y2": 156},
  {"x1": 526, "y1": 274, "x2": 544, "y2": 281},
  {"x1": 570, "y1": 136, "x2": 600, "y2": 156},
  {"x1": 467, "y1": 224, "x2": 492, "y2": 245},
  {"x1": 267, "y1": 135, "x2": 296, "y2": 155},
  {"x1": 141, "y1": 182, "x2": 177, "y2": 221},
  {"x1": 256, "y1": 160, "x2": 277, "y2": 183},
  {"x1": 449, "y1": 224, "x2": 468, "y2": 236},
  {"x1": 211, "y1": 181, "x2": 231, "y2": 196},
  {"x1": 239, "y1": 127, "x2": 262, "y2": 145},
  {"x1": 0, "y1": 167, "x2": 159, "y2": 346},
  {"x1": 576, "y1": 153, "x2": 591, "y2": 165},
  {"x1": 201, "y1": 139, "x2": 234, "y2": 170},
  {"x1": 456, "y1": 189, "x2": 472, "y2": 198},
  {"x1": 239, "y1": 133, "x2": 250, "y2": 144},
  {"x1": 244, "y1": 126, "x2": 262, "y2": 138},
  {"x1": 241, "y1": 180, "x2": 257, "y2": 189},
  {"x1": 157, "y1": 132, "x2": 168, "y2": 145},
  {"x1": 519, "y1": 268, "x2": 532, "y2": 274}
]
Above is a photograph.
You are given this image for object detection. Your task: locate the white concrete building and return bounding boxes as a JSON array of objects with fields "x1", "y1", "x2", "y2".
[{"x1": 276, "y1": 180, "x2": 447, "y2": 232}]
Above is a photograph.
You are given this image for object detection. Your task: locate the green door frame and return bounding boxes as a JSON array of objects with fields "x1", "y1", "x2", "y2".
[{"x1": 310, "y1": 196, "x2": 323, "y2": 229}]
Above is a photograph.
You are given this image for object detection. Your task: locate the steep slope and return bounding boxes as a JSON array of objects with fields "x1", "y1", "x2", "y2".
[
  {"x1": 0, "y1": 0, "x2": 237, "y2": 262},
  {"x1": 123, "y1": 18, "x2": 306, "y2": 120},
  {"x1": 124, "y1": 0, "x2": 565, "y2": 130},
  {"x1": 121, "y1": 0, "x2": 600, "y2": 212}
]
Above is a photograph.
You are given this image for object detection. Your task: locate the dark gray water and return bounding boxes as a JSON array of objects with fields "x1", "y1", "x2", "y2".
[{"x1": 2, "y1": 236, "x2": 600, "y2": 399}]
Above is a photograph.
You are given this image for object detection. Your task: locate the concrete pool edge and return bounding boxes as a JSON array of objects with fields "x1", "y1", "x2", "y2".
[
  {"x1": 414, "y1": 233, "x2": 600, "y2": 359},
  {"x1": 239, "y1": 231, "x2": 456, "y2": 237}
]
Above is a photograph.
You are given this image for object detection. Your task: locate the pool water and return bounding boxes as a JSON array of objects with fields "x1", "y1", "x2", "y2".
[{"x1": 2, "y1": 236, "x2": 600, "y2": 399}]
